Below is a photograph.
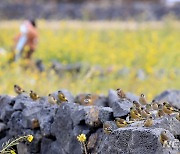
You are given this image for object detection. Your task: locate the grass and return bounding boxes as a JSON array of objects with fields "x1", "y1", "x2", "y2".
[{"x1": 0, "y1": 20, "x2": 180, "y2": 100}]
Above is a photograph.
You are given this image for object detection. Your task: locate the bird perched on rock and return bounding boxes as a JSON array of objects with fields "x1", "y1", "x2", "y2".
[
  {"x1": 160, "y1": 131, "x2": 169, "y2": 145},
  {"x1": 133, "y1": 101, "x2": 142, "y2": 114},
  {"x1": 139, "y1": 94, "x2": 148, "y2": 105},
  {"x1": 84, "y1": 94, "x2": 92, "y2": 104},
  {"x1": 48, "y1": 94, "x2": 57, "y2": 104},
  {"x1": 151, "y1": 100, "x2": 159, "y2": 110},
  {"x1": 141, "y1": 107, "x2": 151, "y2": 118},
  {"x1": 133, "y1": 101, "x2": 141, "y2": 109},
  {"x1": 115, "y1": 118, "x2": 128, "y2": 128},
  {"x1": 130, "y1": 107, "x2": 142, "y2": 120},
  {"x1": 157, "y1": 109, "x2": 165, "y2": 118},
  {"x1": 145, "y1": 104, "x2": 152, "y2": 112},
  {"x1": 115, "y1": 118, "x2": 133, "y2": 128},
  {"x1": 103, "y1": 123, "x2": 113, "y2": 134},
  {"x1": 14, "y1": 84, "x2": 26, "y2": 95},
  {"x1": 144, "y1": 116, "x2": 153, "y2": 127},
  {"x1": 30, "y1": 90, "x2": 40, "y2": 100},
  {"x1": 31, "y1": 118, "x2": 40, "y2": 129},
  {"x1": 75, "y1": 93, "x2": 100, "y2": 106},
  {"x1": 116, "y1": 88, "x2": 126, "y2": 100},
  {"x1": 163, "y1": 102, "x2": 176, "y2": 115},
  {"x1": 58, "y1": 91, "x2": 68, "y2": 102},
  {"x1": 158, "y1": 104, "x2": 163, "y2": 109}
]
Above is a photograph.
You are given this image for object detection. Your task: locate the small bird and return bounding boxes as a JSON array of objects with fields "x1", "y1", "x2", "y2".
[
  {"x1": 31, "y1": 118, "x2": 40, "y2": 129},
  {"x1": 58, "y1": 91, "x2": 68, "y2": 102},
  {"x1": 157, "y1": 109, "x2": 165, "y2": 118},
  {"x1": 176, "y1": 112, "x2": 180, "y2": 121},
  {"x1": 136, "y1": 107, "x2": 142, "y2": 115},
  {"x1": 116, "y1": 88, "x2": 126, "y2": 100},
  {"x1": 115, "y1": 118, "x2": 128, "y2": 128},
  {"x1": 145, "y1": 104, "x2": 152, "y2": 112},
  {"x1": 103, "y1": 123, "x2": 113, "y2": 134},
  {"x1": 144, "y1": 116, "x2": 153, "y2": 127},
  {"x1": 158, "y1": 104, "x2": 163, "y2": 110},
  {"x1": 84, "y1": 94, "x2": 92, "y2": 104},
  {"x1": 163, "y1": 102, "x2": 176, "y2": 115},
  {"x1": 133, "y1": 100, "x2": 141, "y2": 109},
  {"x1": 115, "y1": 118, "x2": 134, "y2": 128},
  {"x1": 48, "y1": 94, "x2": 57, "y2": 104},
  {"x1": 139, "y1": 94, "x2": 148, "y2": 105},
  {"x1": 130, "y1": 107, "x2": 142, "y2": 120},
  {"x1": 151, "y1": 100, "x2": 159, "y2": 110},
  {"x1": 30, "y1": 90, "x2": 40, "y2": 100},
  {"x1": 160, "y1": 131, "x2": 169, "y2": 145},
  {"x1": 14, "y1": 84, "x2": 26, "y2": 95},
  {"x1": 141, "y1": 107, "x2": 151, "y2": 118},
  {"x1": 133, "y1": 101, "x2": 142, "y2": 114}
]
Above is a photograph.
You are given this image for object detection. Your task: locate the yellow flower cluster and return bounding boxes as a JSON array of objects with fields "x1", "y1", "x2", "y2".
[
  {"x1": 77, "y1": 134, "x2": 86, "y2": 143},
  {"x1": 0, "y1": 134, "x2": 34, "y2": 154},
  {"x1": 27, "y1": 135, "x2": 34, "y2": 142}
]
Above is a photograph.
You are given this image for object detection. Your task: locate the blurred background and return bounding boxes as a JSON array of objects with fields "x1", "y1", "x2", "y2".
[
  {"x1": 0, "y1": 0, "x2": 180, "y2": 20},
  {"x1": 0, "y1": 0, "x2": 180, "y2": 99}
]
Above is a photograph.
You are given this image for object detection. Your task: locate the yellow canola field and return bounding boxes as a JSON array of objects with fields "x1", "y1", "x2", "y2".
[{"x1": 0, "y1": 21, "x2": 180, "y2": 100}]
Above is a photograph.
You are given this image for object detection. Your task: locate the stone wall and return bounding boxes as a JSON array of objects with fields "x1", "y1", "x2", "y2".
[{"x1": 0, "y1": 89, "x2": 180, "y2": 153}]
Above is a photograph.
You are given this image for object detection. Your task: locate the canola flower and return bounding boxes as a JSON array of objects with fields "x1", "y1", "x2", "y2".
[
  {"x1": 77, "y1": 134, "x2": 86, "y2": 143},
  {"x1": 27, "y1": 135, "x2": 33, "y2": 143},
  {"x1": 0, "y1": 135, "x2": 34, "y2": 154},
  {"x1": 77, "y1": 134, "x2": 87, "y2": 154}
]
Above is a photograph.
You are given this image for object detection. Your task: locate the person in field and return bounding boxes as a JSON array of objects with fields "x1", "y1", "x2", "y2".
[{"x1": 13, "y1": 19, "x2": 38, "y2": 61}]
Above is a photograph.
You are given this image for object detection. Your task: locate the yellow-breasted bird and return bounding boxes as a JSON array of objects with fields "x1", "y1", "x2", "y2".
[
  {"x1": 58, "y1": 91, "x2": 68, "y2": 102},
  {"x1": 139, "y1": 94, "x2": 148, "y2": 105},
  {"x1": 116, "y1": 88, "x2": 126, "y2": 100},
  {"x1": 14, "y1": 84, "x2": 26, "y2": 95},
  {"x1": 115, "y1": 118, "x2": 128, "y2": 128},
  {"x1": 30, "y1": 90, "x2": 40, "y2": 100},
  {"x1": 157, "y1": 109, "x2": 165, "y2": 118},
  {"x1": 152, "y1": 100, "x2": 159, "y2": 110},
  {"x1": 48, "y1": 94, "x2": 57, "y2": 104},
  {"x1": 160, "y1": 131, "x2": 169, "y2": 145},
  {"x1": 84, "y1": 94, "x2": 92, "y2": 104},
  {"x1": 141, "y1": 107, "x2": 151, "y2": 118},
  {"x1": 115, "y1": 118, "x2": 133, "y2": 128},
  {"x1": 144, "y1": 116, "x2": 153, "y2": 127},
  {"x1": 130, "y1": 107, "x2": 142, "y2": 120},
  {"x1": 103, "y1": 123, "x2": 113, "y2": 135},
  {"x1": 136, "y1": 107, "x2": 142, "y2": 115},
  {"x1": 163, "y1": 102, "x2": 176, "y2": 115}
]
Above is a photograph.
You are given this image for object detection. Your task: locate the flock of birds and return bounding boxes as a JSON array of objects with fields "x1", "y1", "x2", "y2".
[
  {"x1": 13, "y1": 85, "x2": 180, "y2": 146},
  {"x1": 14, "y1": 84, "x2": 68, "y2": 104},
  {"x1": 14, "y1": 84, "x2": 94, "y2": 105},
  {"x1": 103, "y1": 88, "x2": 180, "y2": 146}
]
